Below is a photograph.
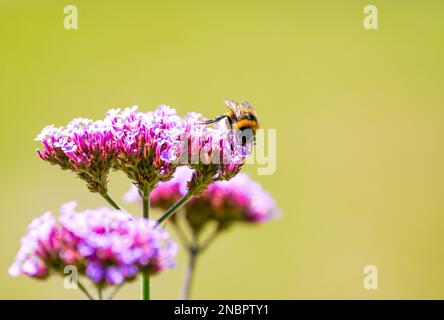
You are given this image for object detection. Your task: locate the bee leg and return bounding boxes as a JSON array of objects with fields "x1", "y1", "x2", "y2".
[{"x1": 202, "y1": 114, "x2": 227, "y2": 124}]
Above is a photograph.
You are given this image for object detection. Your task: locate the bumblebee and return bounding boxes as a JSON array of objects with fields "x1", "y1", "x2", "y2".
[{"x1": 203, "y1": 100, "x2": 259, "y2": 146}]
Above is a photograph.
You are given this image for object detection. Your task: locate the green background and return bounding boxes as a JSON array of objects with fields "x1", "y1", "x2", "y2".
[{"x1": 1, "y1": 0, "x2": 444, "y2": 299}]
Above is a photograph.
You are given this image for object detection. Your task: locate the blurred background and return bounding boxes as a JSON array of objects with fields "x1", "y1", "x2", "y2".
[{"x1": 1, "y1": 0, "x2": 444, "y2": 299}]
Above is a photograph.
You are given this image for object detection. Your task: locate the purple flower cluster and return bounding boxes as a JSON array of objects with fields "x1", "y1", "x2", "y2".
[
  {"x1": 105, "y1": 105, "x2": 183, "y2": 192},
  {"x1": 9, "y1": 203, "x2": 177, "y2": 286},
  {"x1": 125, "y1": 166, "x2": 280, "y2": 233},
  {"x1": 8, "y1": 212, "x2": 58, "y2": 279},
  {"x1": 36, "y1": 118, "x2": 117, "y2": 193},
  {"x1": 36, "y1": 104, "x2": 250, "y2": 196},
  {"x1": 180, "y1": 113, "x2": 248, "y2": 194},
  {"x1": 202, "y1": 173, "x2": 280, "y2": 226},
  {"x1": 25, "y1": 101, "x2": 266, "y2": 298}
]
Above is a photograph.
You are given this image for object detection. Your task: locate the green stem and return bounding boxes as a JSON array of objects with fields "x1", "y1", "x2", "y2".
[
  {"x1": 143, "y1": 192, "x2": 149, "y2": 219},
  {"x1": 77, "y1": 280, "x2": 94, "y2": 300},
  {"x1": 199, "y1": 228, "x2": 219, "y2": 253},
  {"x1": 100, "y1": 192, "x2": 121, "y2": 210},
  {"x1": 98, "y1": 286, "x2": 103, "y2": 300},
  {"x1": 107, "y1": 284, "x2": 123, "y2": 300},
  {"x1": 142, "y1": 191, "x2": 150, "y2": 300},
  {"x1": 180, "y1": 229, "x2": 219, "y2": 300},
  {"x1": 157, "y1": 188, "x2": 197, "y2": 225},
  {"x1": 182, "y1": 244, "x2": 199, "y2": 300},
  {"x1": 171, "y1": 221, "x2": 191, "y2": 250}
]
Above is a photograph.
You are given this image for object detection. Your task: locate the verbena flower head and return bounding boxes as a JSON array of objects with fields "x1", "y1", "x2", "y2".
[
  {"x1": 9, "y1": 203, "x2": 178, "y2": 286},
  {"x1": 36, "y1": 118, "x2": 117, "y2": 193},
  {"x1": 106, "y1": 105, "x2": 183, "y2": 193},
  {"x1": 125, "y1": 168, "x2": 280, "y2": 234},
  {"x1": 195, "y1": 174, "x2": 280, "y2": 230},
  {"x1": 36, "y1": 103, "x2": 251, "y2": 198},
  {"x1": 180, "y1": 113, "x2": 250, "y2": 194},
  {"x1": 8, "y1": 212, "x2": 59, "y2": 279}
]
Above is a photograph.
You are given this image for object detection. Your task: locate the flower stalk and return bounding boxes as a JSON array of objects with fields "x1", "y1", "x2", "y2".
[
  {"x1": 100, "y1": 192, "x2": 121, "y2": 210},
  {"x1": 181, "y1": 229, "x2": 219, "y2": 300},
  {"x1": 156, "y1": 187, "x2": 197, "y2": 224},
  {"x1": 98, "y1": 286, "x2": 103, "y2": 300},
  {"x1": 182, "y1": 243, "x2": 199, "y2": 300},
  {"x1": 107, "y1": 284, "x2": 123, "y2": 300},
  {"x1": 77, "y1": 280, "x2": 94, "y2": 300},
  {"x1": 142, "y1": 190, "x2": 150, "y2": 300}
]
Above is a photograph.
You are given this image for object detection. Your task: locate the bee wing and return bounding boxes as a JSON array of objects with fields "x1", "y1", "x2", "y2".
[
  {"x1": 224, "y1": 99, "x2": 242, "y2": 118},
  {"x1": 240, "y1": 101, "x2": 254, "y2": 113}
]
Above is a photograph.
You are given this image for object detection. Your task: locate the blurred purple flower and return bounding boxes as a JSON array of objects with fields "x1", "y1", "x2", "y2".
[
  {"x1": 8, "y1": 212, "x2": 58, "y2": 279},
  {"x1": 202, "y1": 174, "x2": 281, "y2": 225},
  {"x1": 125, "y1": 168, "x2": 280, "y2": 233},
  {"x1": 9, "y1": 202, "x2": 178, "y2": 286},
  {"x1": 124, "y1": 166, "x2": 192, "y2": 209}
]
